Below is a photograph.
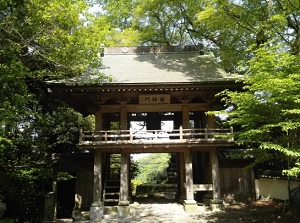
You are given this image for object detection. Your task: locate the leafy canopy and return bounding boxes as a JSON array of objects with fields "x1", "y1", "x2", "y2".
[
  {"x1": 214, "y1": 45, "x2": 300, "y2": 176},
  {"x1": 96, "y1": 0, "x2": 300, "y2": 72},
  {"x1": 0, "y1": 0, "x2": 108, "y2": 221},
  {"x1": 135, "y1": 153, "x2": 171, "y2": 183}
]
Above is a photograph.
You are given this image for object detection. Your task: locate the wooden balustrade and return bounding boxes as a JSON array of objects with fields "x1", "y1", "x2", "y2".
[{"x1": 79, "y1": 127, "x2": 234, "y2": 145}]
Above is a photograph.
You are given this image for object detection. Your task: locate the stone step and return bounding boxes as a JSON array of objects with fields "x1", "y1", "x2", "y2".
[{"x1": 103, "y1": 206, "x2": 118, "y2": 215}]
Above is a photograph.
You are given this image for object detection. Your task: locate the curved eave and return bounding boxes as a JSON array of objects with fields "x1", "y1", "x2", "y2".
[{"x1": 47, "y1": 80, "x2": 243, "y2": 93}]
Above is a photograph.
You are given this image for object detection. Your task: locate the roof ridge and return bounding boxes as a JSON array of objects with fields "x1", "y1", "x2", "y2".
[{"x1": 103, "y1": 45, "x2": 204, "y2": 55}]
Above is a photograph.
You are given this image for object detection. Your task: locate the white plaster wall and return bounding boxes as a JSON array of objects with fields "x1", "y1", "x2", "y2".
[{"x1": 255, "y1": 178, "x2": 300, "y2": 200}]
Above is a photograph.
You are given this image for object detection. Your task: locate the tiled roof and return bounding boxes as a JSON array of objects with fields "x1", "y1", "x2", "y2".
[{"x1": 99, "y1": 46, "x2": 239, "y2": 84}]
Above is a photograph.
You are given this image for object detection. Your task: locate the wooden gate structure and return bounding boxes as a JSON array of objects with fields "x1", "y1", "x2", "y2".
[{"x1": 46, "y1": 45, "x2": 250, "y2": 220}]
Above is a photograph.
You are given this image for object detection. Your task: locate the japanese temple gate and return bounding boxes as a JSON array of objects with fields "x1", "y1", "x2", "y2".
[{"x1": 47, "y1": 45, "x2": 244, "y2": 220}]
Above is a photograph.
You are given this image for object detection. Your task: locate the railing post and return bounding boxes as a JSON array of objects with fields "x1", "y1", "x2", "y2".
[
  {"x1": 129, "y1": 128, "x2": 133, "y2": 142},
  {"x1": 205, "y1": 128, "x2": 208, "y2": 139},
  {"x1": 180, "y1": 126, "x2": 183, "y2": 141},
  {"x1": 230, "y1": 126, "x2": 234, "y2": 141},
  {"x1": 105, "y1": 131, "x2": 108, "y2": 142},
  {"x1": 79, "y1": 128, "x2": 83, "y2": 144}
]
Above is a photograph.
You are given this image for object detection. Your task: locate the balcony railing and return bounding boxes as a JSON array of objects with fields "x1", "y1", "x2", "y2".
[{"x1": 79, "y1": 127, "x2": 234, "y2": 146}]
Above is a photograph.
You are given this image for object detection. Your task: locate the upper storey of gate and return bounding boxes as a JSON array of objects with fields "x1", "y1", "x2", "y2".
[{"x1": 47, "y1": 45, "x2": 242, "y2": 116}]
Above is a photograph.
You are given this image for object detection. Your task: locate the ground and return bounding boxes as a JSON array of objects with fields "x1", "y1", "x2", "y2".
[
  {"x1": 99, "y1": 199, "x2": 300, "y2": 223},
  {"x1": 2, "y1": 200, "x2": 299, "y2": 223},
  {"x1": 129, "y1": 191, "x2": 300, "y2": 223},
  {"x1": 204, "y1": 201, "x2": 299, "y2": 223}
]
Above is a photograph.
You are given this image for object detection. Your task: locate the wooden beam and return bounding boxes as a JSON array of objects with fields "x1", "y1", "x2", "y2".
[
  {"x1": 100, "y1": 103, "x2": 209, "y2": 113},
  {"x1": 79, "y1": 141, "x2": 234, "y2": 152}
]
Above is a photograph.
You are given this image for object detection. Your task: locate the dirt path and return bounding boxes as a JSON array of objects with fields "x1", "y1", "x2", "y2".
[
  {"x1": 56, "y1": 201, "x2": 300, "y2": 223},
  {"x1": 101, "y1": 203, "x2": 209, "y2": 223},
  {"x1": 99, "y1": 201, "x2": 300, "y2": 223}
]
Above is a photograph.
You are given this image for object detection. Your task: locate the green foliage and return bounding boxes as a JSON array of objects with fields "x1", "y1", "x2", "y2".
[
  {"x1": 134, "y1": 153, "x2": 171, "y2": 183},
  {"x1": 0, "y1": 167, "x2": 52, "y2": 222},
  {"x1": 0, "y1": 219, "x2": 14, "y2": 223},
  {"x1": 82, "y1": 115, "x2": 96, "y2": 131},
  {"x1": 57, "y1": 172, "x2": 76, "y2": 181},
  {"x1": 214, "y1": 45, "x2": 300, "y2": 177},
  {"x1": 0, "y1": 0, "x2": 299, "y2": 220},
  {"x1": 0, "y1": 0, "x2": 106, "y2": 221},
  {"x1": 98, "y1": 0, "x2": 300, "y2": 72},
  {"x1": 283, "y1": 163, "x2": 300, "y2": 177},
  {"x1": 131, "y1": 179, "x2": 142, "y2": 196}
]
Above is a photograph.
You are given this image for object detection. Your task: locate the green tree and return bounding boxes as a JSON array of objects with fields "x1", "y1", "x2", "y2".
[
  {"x1": 135, "y1": 153, "x2": 171, "y2": 183},
  {"x1": 214, "y1": 45, "x2": 300, "y2": 177},
  {"x1": 98, "y1": 0, "x2": 300, "y2": 71},
  {"x1": 0, "y1": 0, "x2": 108, "y2": 221}
]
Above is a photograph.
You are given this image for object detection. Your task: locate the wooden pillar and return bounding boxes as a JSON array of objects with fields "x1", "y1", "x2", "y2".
[
  {"x1": 119, "y1": 153, "x2": 130, "y2": 205},
  {"x1": 207, "y1": 113, "x2": 215, "y2": 140},
  {"x1": 95, "y1": 108, "x2": 103, "y2": 142},
  {"x1": 90, "y1": 108, "x2": 104, "y2": 220},
  {"x1": 119, "y1": 107, "x2": 131, "y2": 217},
  {"x1": 182, "y1": 105, "x2": 190, "y2": 129},
  {"x1": 90, "y1": 151, "x2": 104, "y2": 220},
  {"x1": 118, "y1": 153, "x2": 130, "y2": 217},
  {"x1": 183, "y1": 149, "x2": 197, "y2": 212},
  {"x1": 176, "y1": 153, "x2": 181, "y2": 199},
  {"x1": 120, "y1": 106, "x2": 127, "y2": 130},
  {"x1": 92, "y1": 151, "x2": 102, "y2": 206},
  {"x1": 209, "y1": 148, "x2": 224, "y2": 210},
  {"x1": 207, "y1": 113, "x2": 215, "y2": 128},
  {"x1": 185, "y1": 149, "x2": 194, "y2": 200},
  {"x1": 120, "y1": 105, "x2": 130, "y2": 205},
  {"x1": 179, "y1": 152, "x2": 186, "y2": 201},
  {"x1": 120, "y1": 154, "x2": 129, "y2": 202},
  {"x1": 210, "y1": 148, "x2": 221, "y2": 200},
  {"x1": 95, "y1": 108, "x2": 103, "y2": 131}
]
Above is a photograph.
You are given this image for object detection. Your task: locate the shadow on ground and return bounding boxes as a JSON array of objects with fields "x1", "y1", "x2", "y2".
[{"x1": 192, "y1": 201, "x2": 300, "y2": 223}]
